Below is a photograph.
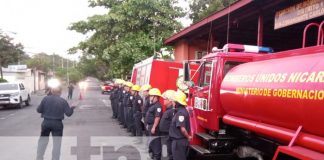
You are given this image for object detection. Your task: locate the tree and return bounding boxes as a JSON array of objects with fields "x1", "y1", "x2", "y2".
[
  {"x1": 77, "y1": 55, "x2": 109, "y2": 80},
  {"x1": 25, "y1": 53, "x2": 52, "y2": 72},
  {"x1": 55, "y1": 67, "x2": 84, "y2": 84},
  {"x1": 68, "y1": 68, "x2": 84, "y2": 83},
  {"x1": 69, "y1": 0, "x2": 184, "y2": 78},
  {"x1": 189, "y1": 0, "x2": 237, "y2": 23},
  {"x1": 0, "y1": 78, "x2": 7, "y2": 83},
  {"x1": 0, "y1": 31, "x2": 25, "y2": 78},
  {"x1": 26, "y1": 53, "x2": 76, "y2": 73}
]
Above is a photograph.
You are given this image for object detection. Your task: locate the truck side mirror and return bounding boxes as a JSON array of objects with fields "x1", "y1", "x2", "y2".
[{"x1": 183, "y1": 61, "x2": 190, "y2": 82}]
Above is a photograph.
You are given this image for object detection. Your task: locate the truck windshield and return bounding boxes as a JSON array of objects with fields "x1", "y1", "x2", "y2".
[
  {"x1": 0, "y1": 84, "x2": 18, "y2": 90},
  {"x1": 199, "y1": 61, "x2": 212, "y2": 87}
]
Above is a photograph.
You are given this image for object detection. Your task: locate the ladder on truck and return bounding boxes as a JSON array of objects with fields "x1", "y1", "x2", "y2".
[{"x1": 302, "y1": 20, "x2": 324, "y2": 48}]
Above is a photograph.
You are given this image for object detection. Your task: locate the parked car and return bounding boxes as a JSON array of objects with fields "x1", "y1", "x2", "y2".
[
  {"x1": 101, "y1": 81, "x2": 113, "y2": 94},
  {"x1": 0, "y1": 82, "x2": 31, "y2": 109}
]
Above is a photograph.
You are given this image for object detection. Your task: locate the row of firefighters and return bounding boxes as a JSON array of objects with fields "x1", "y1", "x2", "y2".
[{"x1": 109, "y1": 79, "x2": 191, "y2": 160}]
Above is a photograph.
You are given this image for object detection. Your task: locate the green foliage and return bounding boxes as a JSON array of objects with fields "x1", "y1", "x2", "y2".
[
  {"x1": 54, "y1": 68, "x2": 67, "y2": 81},
  {"x1": 0, "y1": 31, "x2": 25, "y2": 78},
  {"x1": 189, "y1": 0, "x2": 237, "y2": 22},
  {"x1": 68, "y1": 68, "x2": 84, "y2": 83},
  {"x1": 26, "y1": 53, "x2": 76, "y2": 73},
  {"x1": 0, "y1": 78, "x2": 7, "y2": 83},
  {"x1": 69, "y1": 0, "x2": 184, "y2": 78},
  {"x1": 26, "y1": 53, "x2": 51, "y2": 72},
  {"x1": 55, "y1": 67, "x2": 84, "y2": 84},
  {"x1": 77, "y1": 56, "x2": 109, "y2": 80},
  {"x1": 26, "y1": 53, "x2": 84, "y2": 83}
]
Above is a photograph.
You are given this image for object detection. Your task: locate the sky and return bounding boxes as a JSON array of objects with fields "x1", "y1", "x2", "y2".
[{"x1": 0, "y1": 0, "x2": 191, "y2": 61}]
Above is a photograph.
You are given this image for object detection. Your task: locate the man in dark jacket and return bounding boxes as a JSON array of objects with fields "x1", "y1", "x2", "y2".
[
  {"x1": 169, "y1": 91, "x2": 191, "y2": 160},
  {"x1": 127, "y1": 86, "x2": 135, "y2": 133},
  {"x1": 131, "y1": 85, "x2": 143, "y2": 136},
  {"x1": 118, "y1": 81, "x2": 126, "y2": 125},
  {"x1": 110, "y1": 80, "x2": 119, "y2": 119},
  {"x1": 159, "y1": 90, "x2": 176, "y2": 160},
  {"x1": 36, "y1": 87, "x2": 76, "y2": 160},
  {"x1": 67, "y1": 83, "x2": 74, "y2": 99},
  {"x1": 145, "y1": 88, "x2": 163, "y2": 160},
  {"x1": 140, "y1": 84, "x2": 152, "y2": 135},
  {"x1": 123, "y1": 82, "x2": 133, "y2": 129}
]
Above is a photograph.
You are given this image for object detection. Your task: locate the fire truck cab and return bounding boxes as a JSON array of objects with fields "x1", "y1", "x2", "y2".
[
  {"x1": 187, "y1": 44, "x2": 271, "y2": 130},
  {"x1": 185, "y1": 44, "x2": 282, "y2": 159}
]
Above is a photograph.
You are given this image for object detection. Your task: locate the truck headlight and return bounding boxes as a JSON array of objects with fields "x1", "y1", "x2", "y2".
[{"x1": 10, "y1": 92, "x2": 19, "y2": 97}]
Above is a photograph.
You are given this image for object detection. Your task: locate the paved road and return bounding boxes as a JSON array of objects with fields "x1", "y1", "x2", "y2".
[{"x1": 0, "y1": 78, "x2": 150, "y2": 160}]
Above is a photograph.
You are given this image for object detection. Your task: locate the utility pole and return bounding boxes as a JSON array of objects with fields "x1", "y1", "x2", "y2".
[
  {"x1": 61, "y1": 57, "x2": 64, "y2": 68},
  {"x1": 33, "y1": 67, "x2": 36, "y2": 93}
]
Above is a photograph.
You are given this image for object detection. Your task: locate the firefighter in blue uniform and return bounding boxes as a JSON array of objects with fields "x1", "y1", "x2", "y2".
[
  {"x1": 159, "y1": 90, "x2": 176, "y2": 160},
  {"x1": 117, "y1": 80, "x2": 126, "y2": 125},
  {"x1": 169, "y1": 91, "x2": 192, "y2": 160},
  {"x1": 145, "y1": 88, "x2": 163, "y2": 160},
  {"x1": 141, "y1": 84, "x2": 152, "y2": 135},
  {"x1": 115, "y1": 79, "x2": 124, "y2": 119},
  {"x1": 123, "y1": 82, "x2": 133, "y2": 129},
  {"x1": 110, "y1": 79, "x2": 119, "y2": 119},
  {"x1": 126, "y1": 83, "x2": 136, "y2": 133},
  {"x1": 131, "y1": 85, "x2": 143, "y2": 136}
]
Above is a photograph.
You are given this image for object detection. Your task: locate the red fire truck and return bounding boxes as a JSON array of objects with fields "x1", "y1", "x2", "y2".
[
  {"x1": 184, "y1": 22, "x2": 324, "y2": 159},
  {"x1": 131, "y1": 57, "x2": 198, "y2": 109}
]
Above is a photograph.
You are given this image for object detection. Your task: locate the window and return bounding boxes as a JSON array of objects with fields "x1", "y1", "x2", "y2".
[
  {"x1": 19, "y1": 84, "x2": 25, "y2": 90},
  {"x1": 223, "y1": 61, "x2": 243, "y2": 77},
  {"x1": 135, "y1": 64, "x2": 152, "y2": 86},
  {"x1": 276, "y1": 153, "x2": 300, "y2": 160},
  {"x1": 0, "y1": 84, "x2": 18, "y2": 90},
  {"x1": 199, "y1": 61, "x2": 212, "y2": 87},
  {"x1": 136, "y1": 68, "x2": 141, "y2": 85},
  {"x1": 195, "y1": 51, "x2": 207, "y2": 59}
]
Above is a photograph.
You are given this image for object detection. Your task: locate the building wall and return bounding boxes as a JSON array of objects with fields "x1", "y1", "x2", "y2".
[
  {"x1": 174, "y1": 40, "x2": 189, "y2": 61},
  {"x1": 3, "y1": 71, "x2": 29, "y2": 84},
  {"x1": 3, "y1": 69, "x2": 46, "y2": 93},
  {"x1": 38, "y1": 72, "x2": 45, "y2": 90},
  {"x1": 24, "y1": 70, "x2": 46, "y2": 92},
  {"x1": 25, "y1": 74, "x2": 34, "y2": 93},
  {"x1": 174, "y1": 39, "x2": 208, "y2": 61}
]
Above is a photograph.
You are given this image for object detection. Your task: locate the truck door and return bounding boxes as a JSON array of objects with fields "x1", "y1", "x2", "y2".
[
  {"x1": 193, "y1": 60, "x2": 214, "y2": 111},
  {"x1": 19, "y1": 83, "x2": 27, "y2": 100}
]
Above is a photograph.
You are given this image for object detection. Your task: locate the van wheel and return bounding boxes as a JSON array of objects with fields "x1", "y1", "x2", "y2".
[
  {"x1": 17, "y1": 97, "x2": 23, "y2": 109},
  {"x1": 25, "y1": 95, "x2": 31, "y2": 106}
]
